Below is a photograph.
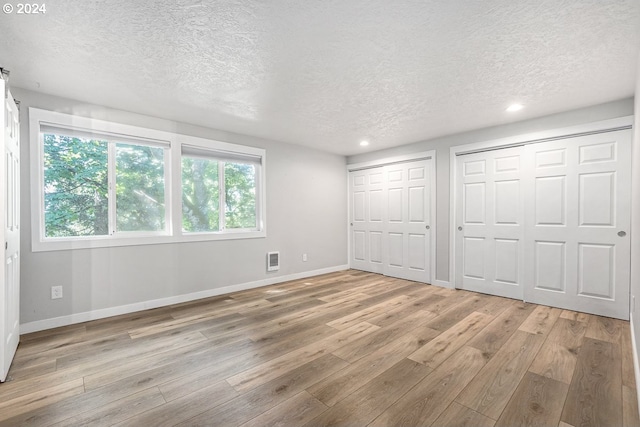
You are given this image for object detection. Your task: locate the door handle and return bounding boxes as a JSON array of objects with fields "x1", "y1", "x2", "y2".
[
  {"x1": 457, "y1": 226, "x2": 463, "y2": 231},
  {"x1": 618, "y1": 231, "x2": 627, "y2": 237},
  {"x1": 425, "y1": 225, "x2": 430, "y2": 230}
]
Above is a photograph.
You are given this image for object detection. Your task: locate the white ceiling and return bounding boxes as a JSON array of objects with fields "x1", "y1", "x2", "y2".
[{"x1": 1, "y1": 1, "x2": 639, "y2": 156}]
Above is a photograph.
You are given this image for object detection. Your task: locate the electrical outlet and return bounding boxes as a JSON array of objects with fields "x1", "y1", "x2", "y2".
[
  {"x1": 51, "y1": 286, "x2": 63, "y2": 300},
  {"x1": 302, "y1": 253, "x2": 308, "y2": 262}
]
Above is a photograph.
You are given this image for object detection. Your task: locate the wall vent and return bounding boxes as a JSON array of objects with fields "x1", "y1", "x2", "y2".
[{"x1": 267, "y1": 251, "x2": 280, "y2": 271}]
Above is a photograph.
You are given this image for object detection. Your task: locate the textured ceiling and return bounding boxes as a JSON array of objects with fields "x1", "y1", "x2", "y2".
[{"x1": 1, "y1": 1, "x2": 639, "y2": 155}]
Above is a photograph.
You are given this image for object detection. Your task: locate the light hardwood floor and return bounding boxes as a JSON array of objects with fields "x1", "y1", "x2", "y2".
[{"x1": 1, "y1": 270, "x2": 639, "y2": 426}]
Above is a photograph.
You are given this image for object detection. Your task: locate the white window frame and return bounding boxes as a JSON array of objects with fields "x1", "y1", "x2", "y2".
[
  {"x1": 30, "y1": 108, "x2": 267, "y2": 251},
  {"x1": 178, "y1": 135, "x2": 266, "y2": 239},
  {"x1": 109, "y1": 140, "x2": 172, "y2": 236}
]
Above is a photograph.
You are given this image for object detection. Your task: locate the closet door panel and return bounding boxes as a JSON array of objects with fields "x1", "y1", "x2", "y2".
[
  {"x1": 523, "y1": 130, "x2": 631, "y2": 319},
  {"x1": 349, "y1": 167, "x2": 384, "y2": 274},
  {"x1": 455, "y1": 147, "x2": 524, "y2": 299},
  {"x1": 383, "y1": 159, "x2": 432, "y2": 282}
]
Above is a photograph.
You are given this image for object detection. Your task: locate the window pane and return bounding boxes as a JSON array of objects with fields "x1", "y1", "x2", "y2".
[
  {"x1": 43, "y1": 133, "x2": 108, "y2": 237},
  {"x1": 116, "y1": 143, "x2": 166, "y2": 232},
  {"x1": 182, "y1": 157, "x2": 219, "y2": 232},
  {"x1": 225, "y1": 162, "x2": 256, "y2": 229}
]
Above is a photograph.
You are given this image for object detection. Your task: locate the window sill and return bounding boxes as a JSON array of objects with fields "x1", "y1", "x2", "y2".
[{"x1": 31, "y1": 229, "x2": 267, "y2": 252}]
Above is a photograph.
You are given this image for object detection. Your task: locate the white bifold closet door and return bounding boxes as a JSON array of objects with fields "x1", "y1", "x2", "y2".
[
  {"x1": 523, "y1": 130, "x2": 631, "y2": 319},
  {"x1": 455, "y1": 147, "x2": 524, "y2": 300},
  {"x1": 350, "y1": 159, "x2": 432, "y2": 283},
  {"x1": 350, "y1": 166, "x2": 385, "y2": 274},
  {"x1": 455, "y1": 129, "x2": 631, "y2": 319}
]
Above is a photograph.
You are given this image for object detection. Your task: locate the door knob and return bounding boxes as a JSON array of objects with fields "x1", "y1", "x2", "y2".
[
  {"x1": 457, "y1": 226, "x2": 463, "y2": 231},
  {"x1": 618, "y1": 231, "x2": 627, "y2": 237},
  {"x1": 425, "y1": 225, "x2": 430, "y2": 230}
]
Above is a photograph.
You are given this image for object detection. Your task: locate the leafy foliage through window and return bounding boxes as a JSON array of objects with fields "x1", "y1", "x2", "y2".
[
  {"x1": 182, "y1": 156, "x2": 257, "y2": 232},
  {"x1": 115, "y1": 143, "x2": 166, "y2": 232},
  {"x1": 181, "y1": 157, "x2": 220, "y2": 232},
  {"x1": 43, "y1": 133, "x2": 167, "y2": 237},
  {"x1": 31, "y1": 107, "x2": 266, "y2": 251},
  {"x1": 224, "y1": 162, "x2": 256, "y2": 229},
  {"x1": 44, "y1": 134, "x2": 108, "y2": 237}
]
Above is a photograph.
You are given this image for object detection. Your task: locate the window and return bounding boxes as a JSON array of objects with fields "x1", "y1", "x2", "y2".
[
  {"x1": 30, "y1": 108, "x2": 266, "y2": 251},
  {"x1": 40, "y1": 125, "x2": 170, "y2": 240},
  {"x1": 223, "y1": 162, "x2": 257, "y2": 229},
  {"x1": 42, "y1": 130, "x2": 168, "y2": 238},
  {"x1": 181, "y1": 145, "x2": 260, "y2": 233},
  {"x1": 43, "y1": 133, "x2": 109, "y2": 237},
  {"x1": 181, "y1": 156, "x2": 220, "y2": 232},
  {"x1": 115, "y1": 143, "x2": 166, "y2": 232}
]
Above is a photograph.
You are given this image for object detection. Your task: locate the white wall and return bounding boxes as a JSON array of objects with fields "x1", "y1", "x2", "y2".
[
  {"x1": 631, "y1": 53, "x2": 640, "y2": 379},
  {"x1": 14, "y1": 88, "x2": 348, "y2": 327},
  {"x1": 348, "y1": 98, "x2": 634, "y2": 283}
]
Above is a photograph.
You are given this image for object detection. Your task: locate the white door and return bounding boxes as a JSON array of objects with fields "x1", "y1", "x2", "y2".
[
  {"x1": 349, "y1": 158, "x2": 433, "y2": 283},
  {"x1": 523, "y1": 130, "x2": 631, "y2": 319},
  {"x1": 350, "y1": 167, "x2": 385, "y2": 274},
  {"x1": 455, "y1": 147, "x2": 524, "y2": 299},
  {"x1": 383, "y1": 160, "x2": 432, "y2": 282},
  {"x1": 1, "y1": 82, "x2": 20, "y2": 382}
]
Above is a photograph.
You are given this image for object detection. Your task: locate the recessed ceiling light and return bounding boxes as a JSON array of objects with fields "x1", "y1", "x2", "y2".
[
  {"x1": 360, "y1": 140, "x2": 369, "y2": 146},
  {"x1": 506, "y1": 103, "x2": 524, "y2": 112}
]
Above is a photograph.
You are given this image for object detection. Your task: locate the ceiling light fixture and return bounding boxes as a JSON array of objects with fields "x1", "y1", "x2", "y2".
[
  {"x1": 506, "y1": 103, "x2": 524, "y2": 112},
  {"x1": 360, "y1": 140, "x2": 369, "y2": 147}
]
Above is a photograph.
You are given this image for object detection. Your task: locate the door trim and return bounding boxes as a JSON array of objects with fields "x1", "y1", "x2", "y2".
[
  {"x1": 347, "y1": 151, "x2": 435, "y2": 172},
  {"x1": 347, "y1": 151, "x2": 437, "y2": 285},
  {"x1": 449, "y1": 115, "x2": 634, "y2": 290}
]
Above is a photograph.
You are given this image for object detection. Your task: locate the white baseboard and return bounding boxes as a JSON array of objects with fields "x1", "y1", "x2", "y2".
[
  {"x1": 20, "y1": 264, "x2": 349, "y2": 334},
  {"x1": 630, "y1": 313, "x2": 640, "y2": 415},
  {"x1": 432, "y1": 279, "x2": 453, "y2": 289}
]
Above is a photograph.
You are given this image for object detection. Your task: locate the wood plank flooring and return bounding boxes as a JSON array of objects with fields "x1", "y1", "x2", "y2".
[{"x1": 2, "y1": 270, "x2": 638, "y2": 426}]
